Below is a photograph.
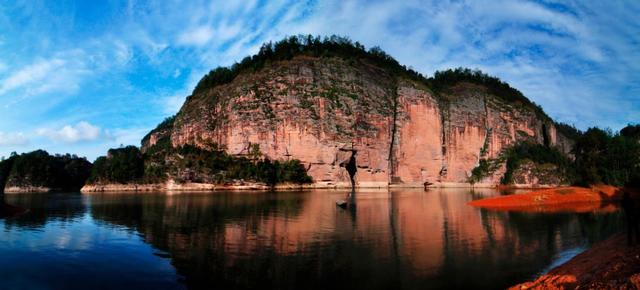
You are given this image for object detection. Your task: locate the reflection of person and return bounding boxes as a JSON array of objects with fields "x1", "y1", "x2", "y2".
[
  {"x1": 622, "y1": 192, "x2": 639, "y2": 246},
  {"x1": 345, "y1": 151, "x2": 357, "y2": 191}
]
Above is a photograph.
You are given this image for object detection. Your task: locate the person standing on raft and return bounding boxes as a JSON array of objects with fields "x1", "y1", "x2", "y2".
[
  {"x1": 336, "y1": 150, "x2": 358, "y2": 209},
  {"x1": 345, "y1": 151, "x2": 357, "y2": 192}
]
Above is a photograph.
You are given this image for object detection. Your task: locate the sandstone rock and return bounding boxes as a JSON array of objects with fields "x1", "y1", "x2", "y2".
[{"x1": 143, "y1": 56, "x2": 573, "y2": 187}]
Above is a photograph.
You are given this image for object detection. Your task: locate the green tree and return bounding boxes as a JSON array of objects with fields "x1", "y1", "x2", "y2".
[{"x1": 572, "y1": 127, "x2": 640, "y2": 186}]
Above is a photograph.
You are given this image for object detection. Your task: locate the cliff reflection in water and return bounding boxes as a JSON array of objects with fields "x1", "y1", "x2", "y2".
[{"x1": 83, "y1": 189, "x2": 622, "y2": 290}]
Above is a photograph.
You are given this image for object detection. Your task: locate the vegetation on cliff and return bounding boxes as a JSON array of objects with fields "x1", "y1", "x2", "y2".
[
  {"x1": 500, "y1": 142, "x2": 574, "y2": 185},
  {"x1": 0, "y1": 150, "x2": 91, "y2": 191},
  {"x1": 88, "y1": 143, "x2": 312, "y2": 186},
  {"x1": 141, "y1": 115, "x2": 175, "y2": 148},
  {"x1": 468, "y1": 141, "x2": 572, "y2": 185},
  {"x1": 427, "y1": 68, "x2": 548, "y2": 119},
  {"x1": 193, "y1": 35, "x2": 424, "y2": 95},
  {"x1": 190, "y1": 35, "x2": 549, "y2": 118},
  {"x1": 554, "y1": 122, "x2": 582, "y2": 140}
]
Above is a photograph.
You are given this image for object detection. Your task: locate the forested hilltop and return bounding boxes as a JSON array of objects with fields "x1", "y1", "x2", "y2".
[
  {"x1": 0, "y1": 150, "x2": 91, "y2": 193},
  {"x1": 189, "y1": 35, "x2": 556, "y2": 123}
]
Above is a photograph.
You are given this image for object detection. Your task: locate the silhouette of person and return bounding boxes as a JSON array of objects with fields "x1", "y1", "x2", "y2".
[
  {"x1": 345, "y1": 151, "x2": 357, "y2": 192},
  {"x1": 622, "y1": 191, "x2": 639, "y2": 246}
]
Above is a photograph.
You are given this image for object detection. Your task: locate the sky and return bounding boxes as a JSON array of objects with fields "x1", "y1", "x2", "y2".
[{"x1": 0, "y1": 0, "x2": 638, "y2": 161}]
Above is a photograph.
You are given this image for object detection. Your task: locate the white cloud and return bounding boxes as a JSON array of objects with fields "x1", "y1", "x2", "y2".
[
  {"x1": 37, "y1": 121, "x2": 111, "y2": 143},
  {"x1": 0, "y1": 132, "x2": 29, "y2": 146}
]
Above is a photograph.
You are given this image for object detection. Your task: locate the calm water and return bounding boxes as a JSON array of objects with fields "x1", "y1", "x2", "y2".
[{"x1": 0, "y1": 189, "x2": 623, "y2": 290}]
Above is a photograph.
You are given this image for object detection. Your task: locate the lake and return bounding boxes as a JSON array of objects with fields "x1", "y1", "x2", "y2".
[{"x1": 0, "y1": 189, "x2": 623, "y2": 290}]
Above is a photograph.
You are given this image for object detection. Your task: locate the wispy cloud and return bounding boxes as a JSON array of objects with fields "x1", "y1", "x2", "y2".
[
  {"x1": 0, "y1": 58, "x2": 66, "y2": 95},
  {"x1": 0, "y1": 50, "x2": 93, "y2": 110}
]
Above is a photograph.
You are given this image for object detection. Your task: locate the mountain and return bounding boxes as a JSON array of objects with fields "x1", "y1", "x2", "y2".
[{"x1": 137, "y1": 35, "x2": 576, "y2": 189}]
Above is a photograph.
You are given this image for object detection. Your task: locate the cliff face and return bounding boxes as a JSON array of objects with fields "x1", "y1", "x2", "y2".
[{"x1": 143, "y1": 56, "x2": 573, "y2": 187}]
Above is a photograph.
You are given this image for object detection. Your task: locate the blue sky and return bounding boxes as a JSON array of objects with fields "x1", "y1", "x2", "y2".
[{"x1": 0, "y1": 0, "x2": 638, "y2": 161}]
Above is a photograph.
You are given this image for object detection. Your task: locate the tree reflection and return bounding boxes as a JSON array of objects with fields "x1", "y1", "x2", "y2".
[{"x1": 1, "y1": 193, "x2": 86, "y2": 228}]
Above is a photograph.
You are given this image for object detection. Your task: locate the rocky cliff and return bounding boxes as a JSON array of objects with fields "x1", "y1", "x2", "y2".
[{"x1": 142, "y1": 37, "x2": 574, "y2": 188}]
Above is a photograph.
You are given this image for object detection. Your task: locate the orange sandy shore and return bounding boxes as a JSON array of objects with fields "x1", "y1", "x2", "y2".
[
  {"x1": 468, "y1": 185, "x2": 636, "y2": 212},
  {"x1": 510, "y1": 233, "x2": 640, "y2": 289}
]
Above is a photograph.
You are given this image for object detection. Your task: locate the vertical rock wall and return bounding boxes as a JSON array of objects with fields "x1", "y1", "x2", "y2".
[{"x1": 145, "y1": 56, "x2": 573, "y2": 187}]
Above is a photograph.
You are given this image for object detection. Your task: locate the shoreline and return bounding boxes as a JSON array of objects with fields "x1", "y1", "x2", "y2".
[
  {"x1": 510, "y1": 233, "x2": 640, "y2": 289},
  {"x1": 3, "y1": 186, "x2": 59, "y2": 193},
  {"x1": 1, "y1": 181, "x2": 564, "y2": 194},
  {"x1": 78, "y1": 181, "x2": 558, "y2": 193}
]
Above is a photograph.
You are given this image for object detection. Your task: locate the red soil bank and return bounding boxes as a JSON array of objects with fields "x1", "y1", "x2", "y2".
[
  {"x1": 510, "y1": 234, "x2": 640, "y2": 289},
  {"x1": 468, "y1": 185, "x2": 632, "y2": 211}
]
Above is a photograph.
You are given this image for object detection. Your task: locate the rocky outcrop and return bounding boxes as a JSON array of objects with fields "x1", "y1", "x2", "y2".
[
  {"x1": 510, "y1": 160, "x2": 563, "y2": 187},
  {"x1": 143, "y1": 56, "x2": 573, "y2": 188}
]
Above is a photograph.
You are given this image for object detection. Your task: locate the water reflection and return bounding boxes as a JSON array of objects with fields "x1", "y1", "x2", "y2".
[
  {"x1": 0, "y1": 189, "x2": 624, "y2": 290},
  {"x1": 2, "y1": 193, "x2": 85, "y2": 228}
]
